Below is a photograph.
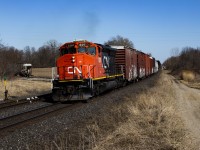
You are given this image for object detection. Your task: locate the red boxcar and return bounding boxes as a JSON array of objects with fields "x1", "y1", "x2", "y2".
[
  {"x1": 145, "y1": 54, "x2": 151, "y2": 76},
  {"x1": 137, "y1": 51, "x2": 146, "y2": 78},
  {"x1": 150, "y1": 57, "x2": 155, "y2": 74},
  {"x1": 111, "y1": 46, "x2": 137, "y2": 81}
]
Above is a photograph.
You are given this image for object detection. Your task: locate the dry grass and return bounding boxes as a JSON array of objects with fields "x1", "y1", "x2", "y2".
[
  {"x1": 0, "y1": 78, "x2": 51, "y2": 100},
  {"x1": 92, "y1": 72, "x2": 192, "y2": 150},
  {"x1": 29, "y1": 72, "x2": 194, "y2": 150},
  {"x1": 32, "y1": 68, "x2": 52, "y2": 78},
  {"x1": 179, "y1": 72, "x2": 200, "y2": 89},
  {"x1": 181, "y1": 70, "x2": 196, "y2": 82},
  {"x1": 172, "y1": 69, "x2": 200, "y2": 89},
  {"x1": 180, "y1": 80, "x2": 200, "y2": 89}
]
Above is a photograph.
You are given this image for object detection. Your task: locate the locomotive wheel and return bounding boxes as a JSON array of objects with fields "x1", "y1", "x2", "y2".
[
  {"x1": 94, "y1": 85, "x2": 100, "y2": 96},
  {"x1": 82, "y1": 100, "x2": 88, "y2": 103}
]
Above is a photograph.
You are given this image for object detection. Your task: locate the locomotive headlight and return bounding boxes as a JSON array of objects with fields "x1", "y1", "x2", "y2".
[{"x1": 71, "y1": 56, "x2": 75, "y2": 63}]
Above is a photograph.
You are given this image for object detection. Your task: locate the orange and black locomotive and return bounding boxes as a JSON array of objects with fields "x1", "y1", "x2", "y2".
[
  {"x1": 52, "y1": 40, "x2": 160, "y2": 101},
  {"x1": 52, "y1": 40, "x2": 124, "y2": 101}
]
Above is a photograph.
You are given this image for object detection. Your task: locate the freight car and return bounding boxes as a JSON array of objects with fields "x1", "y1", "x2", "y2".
[
  {"x1": 52, "y1": 40, "x2": 159, "y2": 101},
  {"x1": 111, "y1": 46, "x2": 137, "y2": 82}
]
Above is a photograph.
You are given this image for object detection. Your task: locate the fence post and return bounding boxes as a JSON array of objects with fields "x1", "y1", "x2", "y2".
[{"x1": 4, "y1": 76, "x2": 8, "y2": 100}]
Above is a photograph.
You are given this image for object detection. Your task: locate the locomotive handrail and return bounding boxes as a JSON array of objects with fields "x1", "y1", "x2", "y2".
[{"x1": 89, "y1": 65, "x2": 96, "y2": 78}]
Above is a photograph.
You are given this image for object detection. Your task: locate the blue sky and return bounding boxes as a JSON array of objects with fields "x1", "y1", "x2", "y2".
[{"x1": 0, "y1": 0, "x2": 200, "y2": 63}]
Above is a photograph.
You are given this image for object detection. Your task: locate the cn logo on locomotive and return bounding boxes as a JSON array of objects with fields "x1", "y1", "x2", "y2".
[
  {"x1": 67, "y1": 67, "x2": 82, "y2": 74},
  {"x1": 66, "y1": 65, "x2": 94, "y2": 76},
  {"x1": 103, "y1": 55, "x2": 110, "y2": 69}
]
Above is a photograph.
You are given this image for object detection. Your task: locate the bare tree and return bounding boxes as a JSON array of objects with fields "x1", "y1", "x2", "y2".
[
  {"x1": 104, "y1": 35, "x2": 134, "y2": 48},
  {"x1": 0, "y1": 39, "x2": 4, "y2": 49},
  {"x1": 23, "y1": 40, "x2": 61, "y2": 68},
  {"x1": 0, "y1": 39, "x2": 62, "y2": 77},
  {"x1": 46, "y1": 40, "x2": 60, "y2": 50},
  {"x1": 0, "y1": 45, "x2": 23, "y2": 79},
  {"x1": 45, "y1": 40, "x2": 61, "y2": 67},
  {"x1": 23, "y1": 46, "x2": 32, "y2": 63},
  {"x1": 171, "y1": 48, "x2": 179, "y2": 57}
]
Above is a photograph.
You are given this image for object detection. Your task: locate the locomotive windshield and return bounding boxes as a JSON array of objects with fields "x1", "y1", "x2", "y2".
[
  {"x1": 60, "y1": 47, "x2": 76, "y2": 55},
  {"x1": 60, "y1": 42, "x2": 96, "y2": 56},
  {"x1": 78, "y1": 47, "x2": 96, "y2": 55},
  {"x1": 88, "y1": 47, "x2": 96, "y2": 55},
  {"x1": 78, "y1": 47, "x2": 86, "y2": 53}
]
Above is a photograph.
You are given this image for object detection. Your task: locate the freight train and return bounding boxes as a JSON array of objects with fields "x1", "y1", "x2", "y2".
[{"x1": 52, "y1": 40, "x2": 160, "y2": 101}]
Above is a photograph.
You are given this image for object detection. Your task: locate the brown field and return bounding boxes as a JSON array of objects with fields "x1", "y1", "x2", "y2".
[
  {"x1": 0, "y1": 78, "x2": 51, "y2": 100},
  {"x1": 32, "y1": 68, "x2": 53, "y2": 78}
]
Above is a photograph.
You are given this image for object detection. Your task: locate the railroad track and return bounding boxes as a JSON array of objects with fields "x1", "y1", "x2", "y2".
[
  {"x1": 0, "y1": 102, "x2": 72, "y2": 136},
  {"x1": 0, "y1": 100, "x2": 30, "y2": 109},
  {"x1": 0, "y1": 93, "x2": 51, "y2": 110}
]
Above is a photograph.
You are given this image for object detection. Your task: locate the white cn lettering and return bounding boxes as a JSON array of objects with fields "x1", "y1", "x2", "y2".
[{"x1": 68, "y1": 67, "x2": 82, "y2": 74}]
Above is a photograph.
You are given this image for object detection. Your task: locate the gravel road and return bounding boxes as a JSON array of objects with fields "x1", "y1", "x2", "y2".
[{"x1": 170, "y1": 75, "x2": 200, "y2": 148}]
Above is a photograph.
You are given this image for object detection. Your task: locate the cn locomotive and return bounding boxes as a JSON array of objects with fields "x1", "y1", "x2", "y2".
[{"x1": 52, "y1": 40, "x2": 160, "y2": 101}]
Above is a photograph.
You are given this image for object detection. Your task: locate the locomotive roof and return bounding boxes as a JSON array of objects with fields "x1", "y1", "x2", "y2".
[
  {"x1": 110, "y1": 45, "x2": 136, "y2": 50},
  {"x1": 95, "y1": 43, "x2": 117, "y2": 51},
  {"x1": 110, "y1": 45, "x2": 125, "y2": 49}
]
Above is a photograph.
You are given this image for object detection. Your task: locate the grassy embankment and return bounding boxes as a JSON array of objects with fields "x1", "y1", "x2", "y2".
[{"x1": 32, "y1": 71, "x2": 194, "y2": 150}]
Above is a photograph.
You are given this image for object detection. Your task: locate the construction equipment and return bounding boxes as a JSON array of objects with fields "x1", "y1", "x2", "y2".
[{"x1": 15, "y1": 63, "x2": 32, "y2": 77}]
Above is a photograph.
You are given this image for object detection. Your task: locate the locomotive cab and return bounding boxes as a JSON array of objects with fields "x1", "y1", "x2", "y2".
[{"x1": 57, "y1": 40, "x2": 103, "y2": 80}]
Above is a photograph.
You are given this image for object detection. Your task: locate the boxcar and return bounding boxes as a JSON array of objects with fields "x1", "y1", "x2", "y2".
[
  {"x1": 151, "y1": 57, "x2": 155, "y2": 74},
  {"x1": 154, "y1": 60, "x2": 159, "y2": 73},
  {"x1": 145, "y1": 54, "x2": 151, "y2": 76},
  {"x1": 111, "y1": 46, "x2": 137, "y2": 82},
  {"x1": 137, "y1": 51, "x2": 146, "y2": 78}
]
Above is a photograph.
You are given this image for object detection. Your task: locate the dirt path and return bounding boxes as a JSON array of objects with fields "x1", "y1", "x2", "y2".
[{"x1": 170, "y1": 74, "x2": 200, "y2": 147}]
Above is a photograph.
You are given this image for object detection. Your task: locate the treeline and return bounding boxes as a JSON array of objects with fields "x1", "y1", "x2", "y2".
[
  {"x1": 163, "y1": 47, "x2": 200, "y2": 73},
  {"x1": 0, "y1": 40, "x2": 60, "y2": 79}
]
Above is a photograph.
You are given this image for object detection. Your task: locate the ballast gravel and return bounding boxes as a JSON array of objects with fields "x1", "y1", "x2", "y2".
[
  {"x1": 0, "y1": 101, "x2": 53, "y2": 119},
  {"x1": 0, "y1": 94, "x2": 124, "y2": 149}
]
